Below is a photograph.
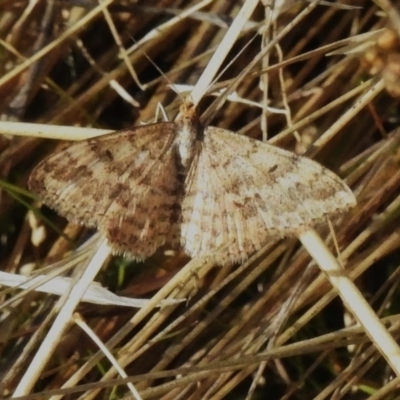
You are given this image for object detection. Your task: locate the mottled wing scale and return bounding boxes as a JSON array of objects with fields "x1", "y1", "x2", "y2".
[
  {"x1": 100, "y1": 138, "x2": 179, "y2": 259},
  {"x1": 181, "y1": 126, "x2": 356, "y2": 264},
  {"x1": 29, "y1": 123, "x2": 178, "y2": 260}
]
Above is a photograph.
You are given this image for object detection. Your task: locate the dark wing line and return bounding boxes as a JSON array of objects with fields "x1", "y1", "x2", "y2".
[{"x1": 100, "y1": 142, "x2": 179, "y2": 260}]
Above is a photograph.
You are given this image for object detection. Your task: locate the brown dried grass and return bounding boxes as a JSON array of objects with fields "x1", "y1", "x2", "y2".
[{"x1": 1, "y1": 1, "x2": 400, "y2": 399}]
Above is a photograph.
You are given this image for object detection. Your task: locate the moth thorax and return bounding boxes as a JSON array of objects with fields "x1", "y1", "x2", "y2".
[{"x1": 176, "y1": 119, "x2": 198, "y2": 170}]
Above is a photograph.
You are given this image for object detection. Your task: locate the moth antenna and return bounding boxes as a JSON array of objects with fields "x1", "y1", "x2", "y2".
[{"x1": 127, "y1": 36, "x2": 187, "y2": 108}]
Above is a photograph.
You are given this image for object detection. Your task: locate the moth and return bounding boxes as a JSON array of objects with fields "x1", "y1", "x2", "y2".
[{"x1": 29, "y1": 100, "x2": 356, "y2": 265}]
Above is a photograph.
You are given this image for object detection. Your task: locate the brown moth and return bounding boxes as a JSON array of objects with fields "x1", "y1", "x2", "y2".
[{"x1": 29, "y1": 100, "x2": 356, "y2": 265}]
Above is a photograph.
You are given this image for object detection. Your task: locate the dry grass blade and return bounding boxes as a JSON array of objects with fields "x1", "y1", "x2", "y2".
[{"x1": 2, "y1": 1, "x2": 400, "y2": 399}]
